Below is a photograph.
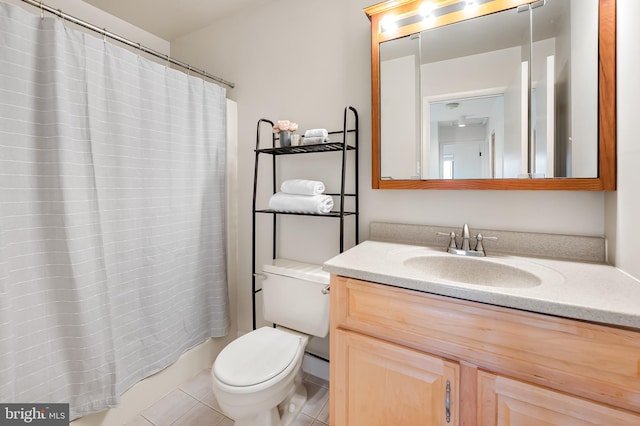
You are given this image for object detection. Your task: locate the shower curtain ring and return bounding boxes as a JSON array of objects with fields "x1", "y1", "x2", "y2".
[
  {"x1": 55, "y1": 8, "x2": 65, "y2": 27},
  {"x1": 40, "y1": 1, "x2": 44, "y2": 20},
  {"x1": 137, "y1": 42, "x2": 141, "y2": 58},
  {"x1": 103, "y1": 29, "x2": 107, "y2": 43}
]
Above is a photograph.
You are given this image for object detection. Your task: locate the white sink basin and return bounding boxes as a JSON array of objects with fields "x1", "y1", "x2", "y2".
[{"x1": 403, "y1": 255, "x2": 541, "y2": 288}]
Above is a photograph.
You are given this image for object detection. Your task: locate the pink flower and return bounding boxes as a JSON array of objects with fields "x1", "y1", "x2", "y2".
[{"x1": 273, "y1": 120, "x2": 298, "y2": 133}]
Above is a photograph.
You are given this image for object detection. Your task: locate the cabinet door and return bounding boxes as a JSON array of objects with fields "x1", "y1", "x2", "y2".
[
  {"x1": 332, "y1": 328, "x2": 459, "y2": 426},
  {"x1": 478, "y1": 371, "x2": 640, "y2": 425}
]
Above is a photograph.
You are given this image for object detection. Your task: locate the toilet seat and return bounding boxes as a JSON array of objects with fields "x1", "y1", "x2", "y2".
[{"x1": 214, "y1": 327, "x2": 303, "y2": 387}]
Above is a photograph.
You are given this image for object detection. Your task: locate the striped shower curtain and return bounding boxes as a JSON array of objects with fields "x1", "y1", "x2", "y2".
[{"x1": 0, "y1": 2, "x2": 229, "y2": 419}]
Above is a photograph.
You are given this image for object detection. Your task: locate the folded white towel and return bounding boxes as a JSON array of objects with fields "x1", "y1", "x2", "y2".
[
  {"x1": 302, "y1": 136, "x2": 329, "y2": 145},
  {"x1": 304, "y1": 128, "x2": 329, "y2": 138},
  {"x1": 268, "y1": 193, "x2": 334, "y2": 214},
  {"x1": 281, "y1": 179, "x2": 325, "y2": 195}
]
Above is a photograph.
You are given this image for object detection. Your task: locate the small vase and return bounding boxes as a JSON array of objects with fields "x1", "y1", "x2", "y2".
[{"x1": 279, "y1": 131, "x2": 291, "y2": 147}]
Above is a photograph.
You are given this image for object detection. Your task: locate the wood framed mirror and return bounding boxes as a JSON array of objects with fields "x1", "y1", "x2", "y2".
[{"x1": 365, "y1": 0, "x2": 615, "y2": 190}]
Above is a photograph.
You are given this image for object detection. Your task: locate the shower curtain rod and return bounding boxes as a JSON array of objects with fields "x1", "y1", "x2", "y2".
[{"x1": 18, "y1": 0, "x2": 235, "y2": 89}]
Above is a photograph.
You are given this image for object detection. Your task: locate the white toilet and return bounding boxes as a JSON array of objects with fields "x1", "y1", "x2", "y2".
[{"x1": 211, "y1": 259, "x2": 330, "y2": 426}]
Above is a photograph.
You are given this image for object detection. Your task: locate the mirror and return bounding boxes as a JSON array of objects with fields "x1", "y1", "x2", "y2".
[{"x1": 366, "y1": 0, "x2": 615, "y2": 190}]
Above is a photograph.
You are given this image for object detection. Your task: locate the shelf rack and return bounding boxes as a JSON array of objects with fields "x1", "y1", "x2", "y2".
[{"x1": 251, "y1": 106, "x2": 359, "y2": 329}]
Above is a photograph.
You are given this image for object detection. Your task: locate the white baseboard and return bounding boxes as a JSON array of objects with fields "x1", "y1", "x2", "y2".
[{"x1": 302, "y1": 354, "x2": 329, "y2": 382}]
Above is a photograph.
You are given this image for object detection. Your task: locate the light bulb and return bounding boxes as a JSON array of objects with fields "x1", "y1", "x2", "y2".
[
  {"x1": 380, "y1": 16, "x2": 398, "y2": 33},
  {"x1": 419, "y1": 2, "x2": 435, "y2": 17},
  {"x1": 465, "y1": 0, "x2": 478, "y2": 12}
]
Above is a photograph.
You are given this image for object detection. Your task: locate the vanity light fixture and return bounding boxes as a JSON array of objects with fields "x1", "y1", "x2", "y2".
[{"x1": 457, "y1": 115, "x2": 466, "y2": 127}]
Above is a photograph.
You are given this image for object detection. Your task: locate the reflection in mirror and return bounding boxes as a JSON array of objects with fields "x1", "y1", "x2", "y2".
[
  {"x1": 378, "y1": 0, "x2": 600, "y2": 181},
  {"x1": 428, "y1": 95, "x2": 504, "y2": 179},
  {"x1": 380, "y1": 34, "x2": 421, "y2": 180},
  {"x1": 532, "y1": 0, "x2": 599, "y2": 178},
  {"x1": 420, "y1": 6, "x2": 530, "y2": 180}
]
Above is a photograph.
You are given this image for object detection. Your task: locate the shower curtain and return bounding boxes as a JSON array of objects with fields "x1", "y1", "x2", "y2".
[{"x1": 0, "y1": 2, "x2": 229, "y2": 419}]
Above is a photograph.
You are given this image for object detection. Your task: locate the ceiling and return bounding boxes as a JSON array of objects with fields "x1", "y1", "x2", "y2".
[
  {"x1": 431, "y1": 96, "x2": 501, "y2": 127},
  {"x1": 82, "y1": 0, "x2": 265, "y2": 40}
]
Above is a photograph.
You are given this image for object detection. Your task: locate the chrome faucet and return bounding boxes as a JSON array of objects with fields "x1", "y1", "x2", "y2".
[
  {"x1": 460, "y1": 223, "x2": 471, "y2": 251},
  {"x1": 437, "y1": 223, "x2": 497, "y2": 257}
]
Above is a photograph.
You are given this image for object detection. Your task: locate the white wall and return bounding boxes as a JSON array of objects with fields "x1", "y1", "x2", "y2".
[
  {"x1": 171, "y1": 0, "x2": 608, "y2": 335},
  {"x1": 422, "y1": 46, "x2": 520, "y2": 98},
  {"x1": 605, "y1": 0, "x2": 640, "y2": 280}
]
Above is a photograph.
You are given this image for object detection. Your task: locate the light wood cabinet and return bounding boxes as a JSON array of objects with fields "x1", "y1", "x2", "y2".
[
  {"x1": 333, "y1": 328, "x2": 459, "y2": 425},
  {"x1": 478, "y1": 372, "x2": 640, "y2": 425},
  {"x1": 329, "y1": 275, "x2": 640, "y2": 425}
]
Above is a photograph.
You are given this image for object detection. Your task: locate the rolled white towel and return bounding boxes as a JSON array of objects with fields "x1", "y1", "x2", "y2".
[
  {"x1": 302, "y1": 136, "x2": 329, "y2": 145},
  {"x1": 304, "y1": 128, "x2": 329, "y2": 139},
  {"x1": 281, "y1": 179, "x2": 325, "y2": 195},
  {"x1": 268, "y1": 193, "x2": 334, "y2": 214}
]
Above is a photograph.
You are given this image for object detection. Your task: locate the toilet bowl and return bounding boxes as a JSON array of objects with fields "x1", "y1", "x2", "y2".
[
  {"x1": 212, "y1": 327, "x2": 309, "y2": 426},
  {"x1": 211, "y1": 259, "x2": 330, "y2": 426}
]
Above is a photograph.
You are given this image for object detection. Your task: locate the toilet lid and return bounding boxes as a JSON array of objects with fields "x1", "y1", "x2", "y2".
[{"x1": 214, "y1": 327, "x2": 302, "y2": 387}]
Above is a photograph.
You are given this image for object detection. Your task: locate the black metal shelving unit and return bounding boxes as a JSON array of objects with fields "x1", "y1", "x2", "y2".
[{"x1": 251, "y1": 106, "x2": 359, "y2": 329}]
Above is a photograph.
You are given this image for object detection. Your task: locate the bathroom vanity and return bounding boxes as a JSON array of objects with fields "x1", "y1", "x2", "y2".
[{"x1": 324, "y1": 225, "x2": 640, "y2": 425}]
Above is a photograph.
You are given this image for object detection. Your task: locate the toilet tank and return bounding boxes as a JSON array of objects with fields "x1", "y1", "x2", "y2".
[{"x1": 262, "y1": 258, "x2": 330, "y2": 338}]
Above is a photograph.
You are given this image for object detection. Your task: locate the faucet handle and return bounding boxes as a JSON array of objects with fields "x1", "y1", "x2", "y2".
[
  {"x1": 474, "y1": 233, "x2": 497, "y2": 255},
  {"x1": 437, "y1": 231, "x2": 457, "y2": 249}
]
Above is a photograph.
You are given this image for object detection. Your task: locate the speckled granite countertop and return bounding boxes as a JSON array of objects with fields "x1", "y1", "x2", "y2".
[{"x1": 324, "y1": 239, "x2": 640, "y2": 329}]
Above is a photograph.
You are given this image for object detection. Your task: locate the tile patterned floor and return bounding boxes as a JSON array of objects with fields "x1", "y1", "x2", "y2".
[{"x1": 125, "y1": 369, "x2": 329, "y2": 426}]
